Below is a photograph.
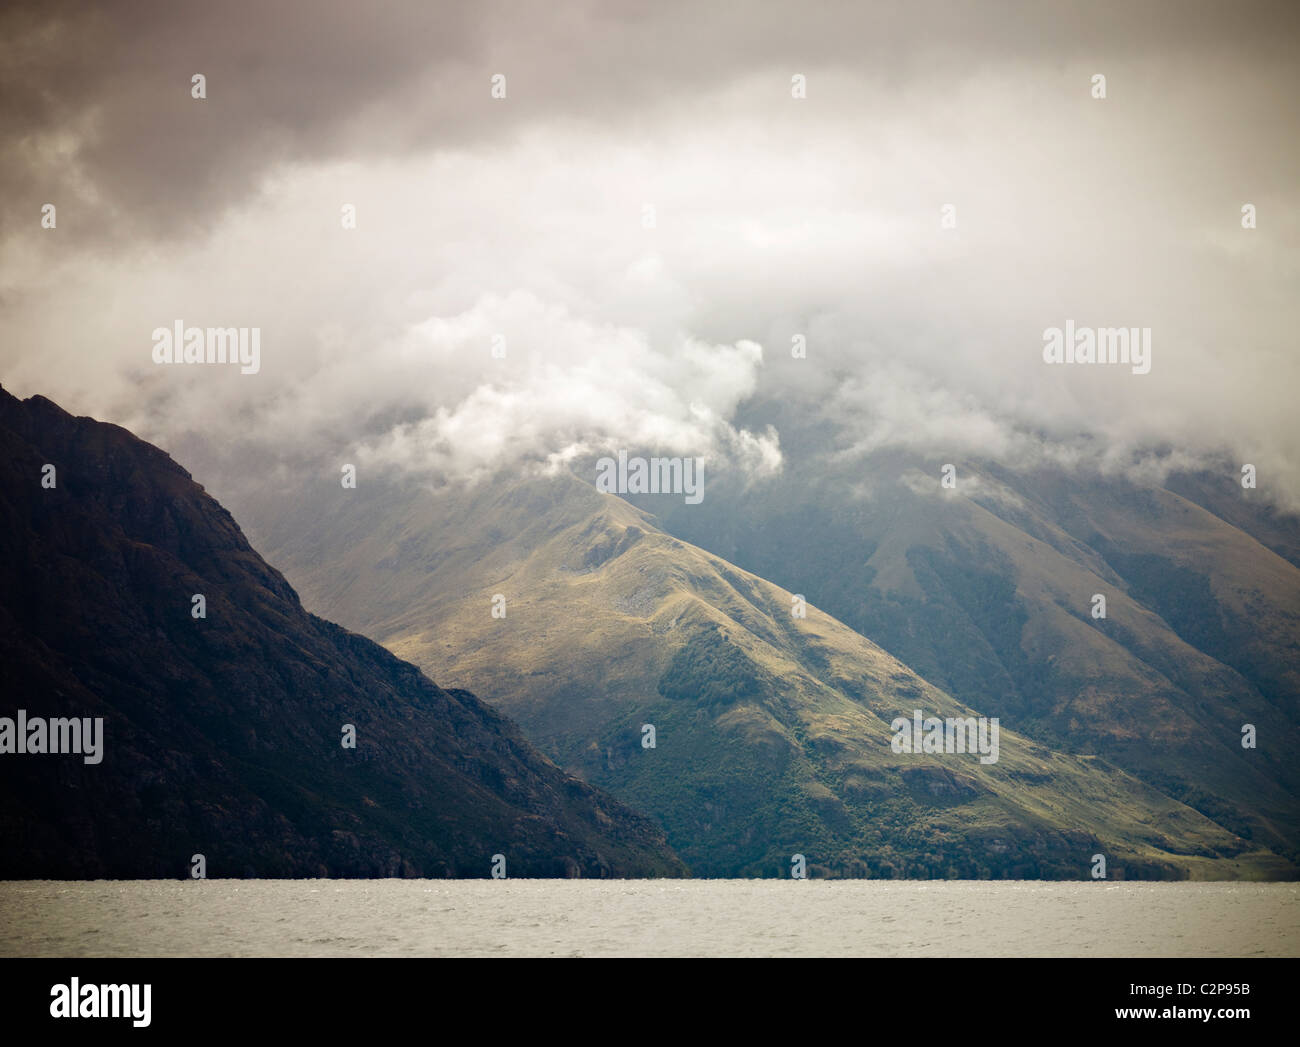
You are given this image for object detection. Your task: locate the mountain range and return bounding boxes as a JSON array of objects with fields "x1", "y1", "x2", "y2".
[
  {"x1": 234, "y1": 456, "x2": 1299, "y2": 879},
  {"x1": 0, "y1": 386, "x2": 684, "y2": 878},
  {"x1": 6, "y1": 384, "x2": 1296, "y2": 881}
]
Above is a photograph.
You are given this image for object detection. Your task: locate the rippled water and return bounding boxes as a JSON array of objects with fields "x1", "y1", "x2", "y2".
[{"x1": 1, "y1": 880, "x2": 1295, "y2": 957}]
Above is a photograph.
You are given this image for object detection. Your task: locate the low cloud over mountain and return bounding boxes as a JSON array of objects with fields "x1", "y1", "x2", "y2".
[{"x1": 2, "y1": 1, "x2": 1297, "y2": 506}]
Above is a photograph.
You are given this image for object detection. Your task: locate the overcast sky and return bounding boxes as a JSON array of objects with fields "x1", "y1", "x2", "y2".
[{"x1": 2, "y1": 0, "x2": 1298, "y2": 505}]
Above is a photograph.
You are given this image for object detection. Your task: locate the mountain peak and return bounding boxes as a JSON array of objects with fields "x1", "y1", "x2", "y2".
[{"x1": 0, "y1": 392, "x2": 684, "y2": 878}]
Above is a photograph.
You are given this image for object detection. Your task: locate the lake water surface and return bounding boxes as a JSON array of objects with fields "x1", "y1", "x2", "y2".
[{"x1": 1, "y1": 880, "x2": 1295, "y2": 957}]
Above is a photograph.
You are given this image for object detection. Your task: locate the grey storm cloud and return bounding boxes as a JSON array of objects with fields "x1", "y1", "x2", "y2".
[
  {"x1": 1, "y1": 0, "x2": 1298, "y2": 506},
  {"x1": 4, "y1": 0, "x2": 1297, "y2": 240}
]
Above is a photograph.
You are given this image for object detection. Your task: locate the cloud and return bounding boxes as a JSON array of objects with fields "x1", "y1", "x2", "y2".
[
  {"x1": 5, "y1": 1, "x2": 1295, "y2": 240},
  {"x1": 1, "y1": 1, "x2": 1298, "y2": 508},
  {"x1": 355, "y1": 293, "x2": 780, "y2": 481}
]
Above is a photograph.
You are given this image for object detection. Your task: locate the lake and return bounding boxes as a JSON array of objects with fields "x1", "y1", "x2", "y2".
[{"x1": 1, "y1": 880, "x2": 1295, "y2": 957}]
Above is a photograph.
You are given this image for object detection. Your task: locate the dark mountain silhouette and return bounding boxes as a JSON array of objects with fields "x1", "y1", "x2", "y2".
[{"x1": 0, "y1": 386, "x2": 685, "y2": 878}]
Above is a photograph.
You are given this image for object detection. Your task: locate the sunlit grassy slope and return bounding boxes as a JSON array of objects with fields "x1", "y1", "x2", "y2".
[
  {"x1": 244, "y1": 471, "x2": 1293, "y2": 879},
  {"x1": 641, "y1": 450, "x2": 1300, "y2": 867}
]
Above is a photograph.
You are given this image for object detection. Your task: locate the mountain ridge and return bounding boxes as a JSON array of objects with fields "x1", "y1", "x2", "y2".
[
  {"x1": 234, "y1": 466, "x2": 1296, "y2": 879},
  {"x1": 0, "y1": 386, "x2": 685, "y2": 878}
]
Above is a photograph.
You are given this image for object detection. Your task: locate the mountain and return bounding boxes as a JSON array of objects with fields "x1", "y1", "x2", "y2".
[
  {"x1": 629, "y1": 426, "x2": 1300, "y2": 869},
  {"x1": 0, "y1": 387, "x2": 685, "y2": 878},
  {"x1": 233, "y1": 468, "x2": 1295, "y2": 879}
]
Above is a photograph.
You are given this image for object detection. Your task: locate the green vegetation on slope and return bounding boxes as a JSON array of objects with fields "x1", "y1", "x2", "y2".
[{"x1": 240, "y1": 470, "x2": 1294, "y2": 879}]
